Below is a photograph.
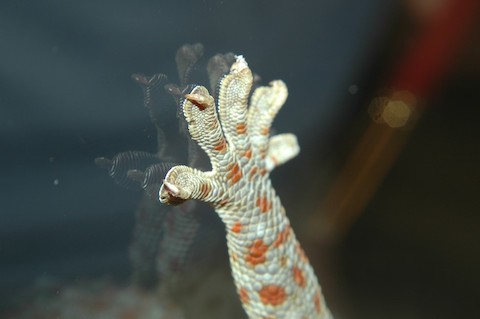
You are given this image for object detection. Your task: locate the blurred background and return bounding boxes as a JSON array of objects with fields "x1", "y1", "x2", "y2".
[{"x1": 1, "y1": 0, "x2": 479, "y2": 318}]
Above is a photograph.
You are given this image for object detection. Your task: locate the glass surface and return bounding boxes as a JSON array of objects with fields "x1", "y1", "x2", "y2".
[{"x1": 1, "y1": 1, "x2": 479, "y2": 318}]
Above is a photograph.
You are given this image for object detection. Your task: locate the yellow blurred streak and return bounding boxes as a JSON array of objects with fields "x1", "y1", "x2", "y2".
[{"x1": 310, "y1": 94, "x2": 418, "y2": 243}]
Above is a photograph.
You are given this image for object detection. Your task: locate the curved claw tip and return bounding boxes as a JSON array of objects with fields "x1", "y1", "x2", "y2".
[
  {"x1": 184, "y1": 93, "x2": 208, "y2": 110},
  {"x1": 163, "y1": 180, "x2": 180, "y2": 196}
]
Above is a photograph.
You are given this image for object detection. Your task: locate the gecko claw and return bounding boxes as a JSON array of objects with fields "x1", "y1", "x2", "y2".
[
  {"x1": 160, "y1": 179, "x2": 191, "y2": 205},
  {"x1": 163, "y1": 180, "x2": 181, "y2": 196},
  {"x1": 184, "y1": 93, "x2": 212, "y2": 111}
]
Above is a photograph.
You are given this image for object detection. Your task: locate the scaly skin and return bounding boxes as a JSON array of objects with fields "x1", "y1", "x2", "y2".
[{"x1": 160, "y1": 56, "x2": 332, "y2": 319}]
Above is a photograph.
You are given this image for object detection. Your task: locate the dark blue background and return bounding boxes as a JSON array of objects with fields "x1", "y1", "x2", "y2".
[{"x1": 2, "y1": 1, "x2": 479, "y2": 318}]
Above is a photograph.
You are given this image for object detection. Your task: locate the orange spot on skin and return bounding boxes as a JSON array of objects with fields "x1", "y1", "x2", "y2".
[
  {"x1": 314, "y1": 291, "x2": 321, "y2": 313},
  {"x1": 259, "y1": 168, "x2": 267, "y2": 176},
  {"x1": 259, "y1": 285, "x2": 286, "y2": 306},
  {"x1": 239, "y1": 287, "x2": 249, "y2": 304},
  {"x1": 231, "y1": 172, "x2": 243, "y2": 185},
  {"x1": 236, "y1": 123, "x2": 247, "y2": 134},
  {"x1": 226, "y1": 163, "x2": 240, "y2": 179},
  {"x1": 231, "y1": 222, "x2": 242, "y2": 233},
  {"x1": 249, "y1": 166, "x2": 258, "y2": 180},
  {"x1": 244, "y1": 149, "x2": 252, "y2": 159},
  {"x1": 246, "y1": 239, "x2": 268, "y2": 266},
  {"x1": 292, "y1": 266, "x2": 306, "y2": 288},
  {"x1": 227, "y1": 163, "x2": 243, "y2": 185},
  {"x1": 260, "y1": 127, "x2": 270, "y2": 136},
  {"x1": 273, "y1": 225, "x2": 291, "y2": 247},
  {"x1": 218, "y1": 199, "x2": 229, "y2": 207},
  {"x1": 256, "y1": 196, "x2": 272, "y2": 213},
  {"x1": 214, "y1": 138, "x2": 227, "y2": 153}
]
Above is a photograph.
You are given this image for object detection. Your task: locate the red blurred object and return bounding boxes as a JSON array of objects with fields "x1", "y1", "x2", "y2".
[
  {"x1": 394, "y1": 0, "x2": 479, "y2": 97},
  {"x1": 312, "y1": 0, "x2": 479, "y2": 242}
]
